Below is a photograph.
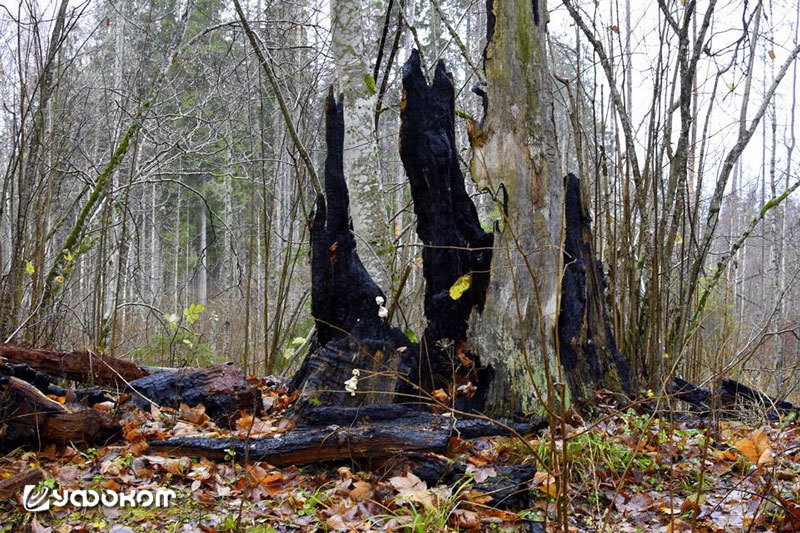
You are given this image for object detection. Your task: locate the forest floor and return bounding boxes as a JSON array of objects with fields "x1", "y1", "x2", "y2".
[{"x1": 2, "y1": 385, "x2": 800, "y2": 533}]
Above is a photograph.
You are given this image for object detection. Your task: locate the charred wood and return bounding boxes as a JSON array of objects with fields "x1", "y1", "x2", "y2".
[
  {"x1": 398, "y1": 50, "x2": 494, "y2": 405},
  {"x1": 558, "y1": 174, "x2": 632, "y2": 403},
  {"x1": 290, "y1": 89, "x2": 417, "y2": 412},
  {"x1": 408, "y1": 453, "x2": 535, "y2": 510},
  {"x1": 129, "y1": 362, "x2": 260, "y2": 428}
]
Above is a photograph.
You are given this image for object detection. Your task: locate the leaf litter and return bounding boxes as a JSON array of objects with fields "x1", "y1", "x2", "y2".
[{"x1": 2, "y1": 387, "x2": 800, "y2": 532}]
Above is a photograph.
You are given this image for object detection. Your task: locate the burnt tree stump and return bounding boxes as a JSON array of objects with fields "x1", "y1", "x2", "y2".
[
  {"x1": 290, "y1": 89, "x2": 417, "y2": 413},
  {"x1": 399, "y1": 51, "x2": 494, "y2": 406},
  {"x1": 558, "y1": 174, "x2": 632, "y2": 403}
]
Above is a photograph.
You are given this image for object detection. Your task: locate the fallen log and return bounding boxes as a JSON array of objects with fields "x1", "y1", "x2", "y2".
[
  {"x1": 0, "y1": 468, "x2": 44, "y2": 499},
  {"x1": 0, "y1": 374, "x2": 120, "y2": 446},
  {"x1": 129, "y1": 362, "x2": 261, "y2": 427},
  {"x1": 1, "y1": 361, "x2": 112, "y2": 405},
  {"x1": 150, "y1": 421, "x2": 452, "y2": 466},
  {"x1": 149, "y1": 409, "x2": 544, "y2": 466},
  {"x1": 298, "y1": 405, "x2": 547, "y2": 438},
  {"x1": 670, "y1": 376, "x2": 797, "y2": 420},
  {"x1": 0, "y1": 343, "x2": 148, "y2": 387}
]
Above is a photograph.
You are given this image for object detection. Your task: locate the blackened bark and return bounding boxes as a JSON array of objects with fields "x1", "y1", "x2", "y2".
[
  {"x1": 149, "y1": 408, "x2": 542, "y2": 468},
  {"x1": 670, "y1": 376, "x2": 797, "y2": 421},
  {"x1": 558, "y1": 174, "x2": 632, "y2": 403},
  {"x1": 290, "y1": 89, "x2": 417, "y2": 411},
  {"x1": 399, "y1": 51, "x2": 494, "y2": 402},
  {"x1": 408, "y1": 454, "x2": 535, "y2": 509},
  {"x1": 129, "y1": 363, "x2": 260, "y2": 427}
]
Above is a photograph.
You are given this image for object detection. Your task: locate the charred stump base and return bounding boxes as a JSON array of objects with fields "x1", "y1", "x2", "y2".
[{"x1": 558, "y1": 174, "x2": 632, "y2": 404}]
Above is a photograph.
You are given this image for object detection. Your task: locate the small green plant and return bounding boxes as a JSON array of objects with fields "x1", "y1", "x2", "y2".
[{"x1": 133, "y1": 303, "x2": 219, "y2": 366}]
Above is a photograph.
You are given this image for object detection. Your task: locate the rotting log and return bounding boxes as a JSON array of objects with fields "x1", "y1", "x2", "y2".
[
  {"x1": 298, "y1": 405, "x2": 546, "y2": 438},
  {"x1": 289, "y1": 89, "x2": 417, "y2": 412},
  {"x1": 129, "y1": 362, "x2": 260, "y2": 428},
  {"x1": 150, "y1": 421, "x2": 452, "y2": 466},
  {"x1": 558, "y1": 174, "x2": 633, "y2": 403},
  {"x1": 0, "y1": 468, "x2": 44, "y2": 499},
  {"x1": 0, "y1": 343, "x2": 148, "y2": 387},
  {"x1": 0, "y1": 374, "x2": 120, "y2": 446},
  {"x1": 149, "y1": 410, "x2": 543, "y2": 466},
  {"x1": 1, "y1": 361, "x2": 112, "y2": 405},
  {"x1": 399, "y1": 50, "x2": 494, "y2": 407}
]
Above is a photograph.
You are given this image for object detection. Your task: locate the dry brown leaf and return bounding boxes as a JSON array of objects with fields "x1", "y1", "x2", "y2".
[
  {"x1": 432, "y1": 388, "x2": 449, "y2": 403},
  {"x1": 179, "y1": 403, "x2": 209, "y2": 425},
  {"x1": 325, "y1": 514, "x2": 348, "y2": 531},
  {"x1": 30, "y1": 517, "x2": 52, "y2": 533},
  {"x1": 93, "y1": 401, "x2": 115, "y2": 412},
  {"x1": 349, "y1": 480, "x2": 372, "y2": 502},
  {"x1": 450, "y1": 508, "x2": 480, "y2": 529},
  {"x1": 532, "y1": 471, "x2": 558, "y2": 498},
  {"x1": 100, "y1": 479, "x2": 121, "y2": 491}
]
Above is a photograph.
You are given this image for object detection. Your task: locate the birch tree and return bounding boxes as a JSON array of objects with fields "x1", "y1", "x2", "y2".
[{"x1": 330, "y1": 0, "x2": 391, "y2": 289}]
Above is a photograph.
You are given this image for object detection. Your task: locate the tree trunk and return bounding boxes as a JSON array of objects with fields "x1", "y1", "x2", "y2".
[
  {"x1": 466, "y1": 0, "x2": 565, "y2": 415},
  {"x1": 330, "y1": 0, "x2": 391, "y2": 288},
  {"x1": 466, "y1": 0, "x2": 631, "y2": 414}
]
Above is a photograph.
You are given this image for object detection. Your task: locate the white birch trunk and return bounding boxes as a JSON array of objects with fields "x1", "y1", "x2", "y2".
[{"x1": 330, "y1": 0, "x2": 390, "y2": 289}]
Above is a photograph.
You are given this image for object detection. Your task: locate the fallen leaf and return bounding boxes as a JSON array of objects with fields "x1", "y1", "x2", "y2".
[
  {"x1": 450, "y1": 508, "x2": 480, "y2": 528},
  {"x1": 325, "y1": 514, "x2": 348, "y2": 531},
  {"x1": 349, "y1": 481, "x2": 372, "y2": 502},
  {"x1": 736, "y1": 428, "x2": 772, "y2": 468},
  {"x1": 179, "y1": 403, "x2": 209, "y2": 425},
  {"x1": 532, "y1": 471, "x2": 558, "y2": 498}
]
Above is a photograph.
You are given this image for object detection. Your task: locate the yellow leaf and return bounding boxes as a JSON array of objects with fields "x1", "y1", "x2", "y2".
[
  {"x1": 735, "y1": 428, "x2": 772, "y2": 466},
  {"x1": 533, "y1": 471, "x2": 558, "y2": 498},
  {"x1": 768, "y1": 49, "x2": 776, "y2": 60},
  {"x1": 449, "y1": 274, "x2": 471, "y2": 300},
  {"x1": 25, "y1": 261, "x2": 35, "y2": 275},
  {"x1": 735, "y1": 437, "x2": 759, "y2": 463}
]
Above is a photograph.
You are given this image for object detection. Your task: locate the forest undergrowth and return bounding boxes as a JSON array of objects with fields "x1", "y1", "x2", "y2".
[{"x1": 2, "y1": 384, "x2": 800, "y2": 533}]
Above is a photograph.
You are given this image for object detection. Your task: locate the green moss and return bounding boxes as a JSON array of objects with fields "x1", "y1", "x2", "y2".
[
  {"x1": 363, "y1": 73, "x2": 377, "y2": 96},
  {"x1": 516, "y1": 1, "x2": 532, "y2": 64}
]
